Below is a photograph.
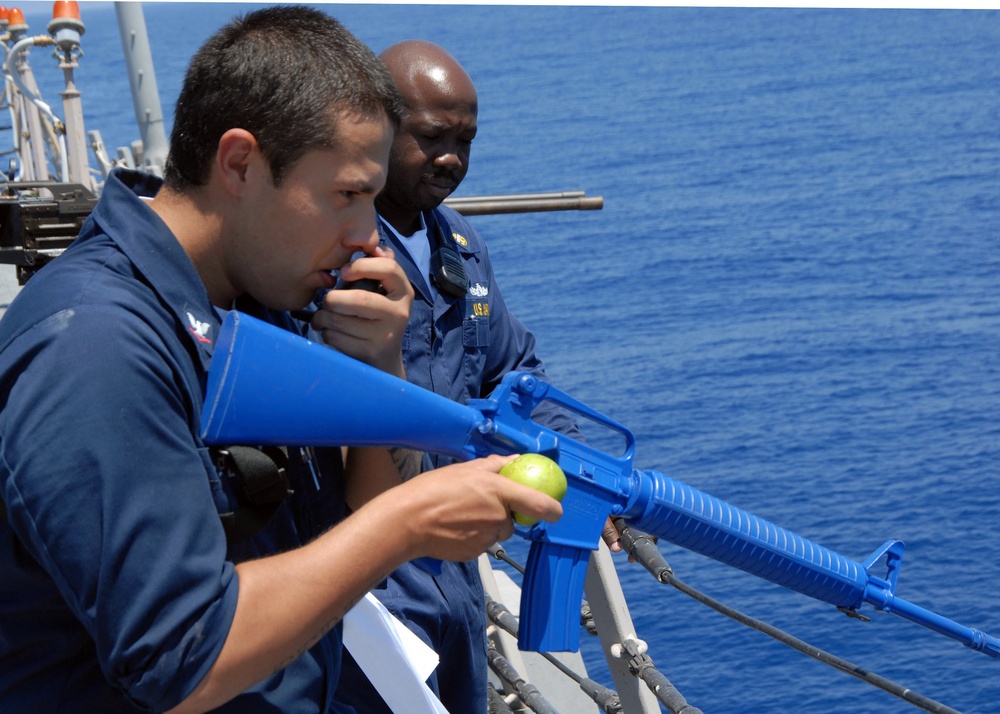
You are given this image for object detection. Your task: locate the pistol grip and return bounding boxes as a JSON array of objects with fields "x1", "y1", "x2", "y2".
[{"x1": 517, "y1": 541, "x2": 591, "y2": 652}]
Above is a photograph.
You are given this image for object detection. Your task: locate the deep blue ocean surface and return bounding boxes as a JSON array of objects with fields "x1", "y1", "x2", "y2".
[{"x1": 17, "y1": 3, "x2": 1000, "y2": 712}]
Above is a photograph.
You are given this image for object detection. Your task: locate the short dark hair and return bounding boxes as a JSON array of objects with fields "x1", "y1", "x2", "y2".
[{"x1": 163, "y1": 5, "x2": 402, "y2": 190}]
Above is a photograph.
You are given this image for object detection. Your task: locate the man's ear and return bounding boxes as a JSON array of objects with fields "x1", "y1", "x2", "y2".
[{"x1": 215, "y1": 128, "x2": 261, "y2": 196}]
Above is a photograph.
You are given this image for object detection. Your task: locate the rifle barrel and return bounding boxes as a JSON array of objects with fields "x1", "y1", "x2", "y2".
[{"x1": 627, "y1": 469, "x2": 1000, "y2": 657}]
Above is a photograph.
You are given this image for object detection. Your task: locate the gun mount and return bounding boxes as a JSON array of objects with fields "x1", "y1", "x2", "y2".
[
  {"x1": 0, "y1": 181, "x2": 97, "y2": 284},
  {"x1": 0, "y1": 186, "x2": 599, "y2": 285}
]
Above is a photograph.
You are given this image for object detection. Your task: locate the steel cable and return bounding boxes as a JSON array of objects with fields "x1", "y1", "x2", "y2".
[{"x1": 613, "y1": 518, "x2": 962, "y2": 714}]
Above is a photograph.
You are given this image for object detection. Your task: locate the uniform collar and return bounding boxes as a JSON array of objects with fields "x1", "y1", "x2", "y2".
[
  {"x1": 91, "y1": 168, "x2": 221, "y2": 368},
  {"x1": 378, "y1": 212, "x2": 435, "y2": 304}
]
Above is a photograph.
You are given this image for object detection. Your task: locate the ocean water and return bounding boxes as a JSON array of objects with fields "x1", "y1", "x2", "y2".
[{"x1": 14, "y1": 3, "x2": 1000, "y2": 713}]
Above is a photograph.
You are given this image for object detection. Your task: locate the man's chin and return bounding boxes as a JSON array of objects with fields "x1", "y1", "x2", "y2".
[
  {"x1": 274, "y1": 290, "x2": 320, "y2": 314},
  {"x1": 422, "y1": 183, "x2": 455, "y2": 204}
]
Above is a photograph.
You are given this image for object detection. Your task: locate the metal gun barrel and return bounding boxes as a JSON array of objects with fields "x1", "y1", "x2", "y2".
[{"x1": 444, "y1": 192, "x2": 603, "y2": 216}]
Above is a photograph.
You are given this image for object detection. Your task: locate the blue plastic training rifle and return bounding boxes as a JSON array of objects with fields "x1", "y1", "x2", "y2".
[{"x1": 201, "y1": 311, "x2": 1000, "y2": 656}]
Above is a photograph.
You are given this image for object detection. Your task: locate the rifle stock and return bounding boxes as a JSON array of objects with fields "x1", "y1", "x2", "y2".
[{"x1": 201, "y1": 311, "x2": 999, "y2": 657}]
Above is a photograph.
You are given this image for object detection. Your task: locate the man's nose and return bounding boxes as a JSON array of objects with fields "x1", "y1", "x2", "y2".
[
  {"x1": 344, "y1": 211, "x2": 380, "y2": 252},
  {"x1": 434, "y1": 142, "x2": 464, "y2": 171}
]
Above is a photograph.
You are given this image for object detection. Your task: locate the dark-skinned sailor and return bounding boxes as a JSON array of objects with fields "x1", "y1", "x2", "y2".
[{"x1": 334, "y1": 40, "x2": 583, "y2": 714}]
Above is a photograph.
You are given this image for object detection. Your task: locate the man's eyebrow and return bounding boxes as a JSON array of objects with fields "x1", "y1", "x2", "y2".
[
  {"x1": 340, "y1": 176, "x2": 382, "y2": 194},
  {"x1": 416, "y1": 118, "x2": 450, "y2": 132}
]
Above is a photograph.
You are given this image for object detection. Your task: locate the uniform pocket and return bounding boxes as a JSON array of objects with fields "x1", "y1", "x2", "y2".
[{"x1": 462, "y1": 317, "x2": 490, "y2": 349}]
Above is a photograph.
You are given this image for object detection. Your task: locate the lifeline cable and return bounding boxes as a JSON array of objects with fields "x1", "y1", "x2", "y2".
[
  {"x1": 487, "y1": 543, "x2": 691, "y2": 710},
  {"x1": 486, "y1": 589, "x2": 701, "y2": 714},
  {"x1": 615, "y1": 638, "x2": 703, "y2": 714},
  {"x1": 486, "y1": 595, "x2": 625, "y2": 714},
  {"x1": 488, "y1": 543, "x2": 524, "y2": 574},
  {"x1": 487, "y1": 684, "x2": 516, "y2": 714},
  {"x1": 613, "y1": 518, "x2": 962, "y2": 714},
  {"x1": 537, "y1": 652, "x2": 623, "y2": 714},
  {"x1": 488, "y1": 544, "x2": 598, "y2": 634},
  {"x1": 486, "y1": 648, "x2": 560, "y2": 714}
]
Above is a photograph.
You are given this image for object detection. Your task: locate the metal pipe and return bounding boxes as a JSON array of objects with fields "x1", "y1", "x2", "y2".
[
  {"x1": 445, "y1": 190, "x2": 587, "y2": 203},
  {"x1": 56, "y1": 59, "x2": 88, "y2": 186},
  {"x1": 114, "y1": 2, "x2": 168, "y2": 175},
  {"x1": 49, "y1": 0, "x2": 90, "y2": 187},
  {"x1": 5, "y1": 37, "x2": 61, "y2": 181},
  {"x1": 444, "y1": 194, "x2": 603, "y2": 216}
]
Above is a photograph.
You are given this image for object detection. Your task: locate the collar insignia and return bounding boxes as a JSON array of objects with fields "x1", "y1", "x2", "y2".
[{"x1": 187, "y1": 311, "x2": 212, "y2": 344}]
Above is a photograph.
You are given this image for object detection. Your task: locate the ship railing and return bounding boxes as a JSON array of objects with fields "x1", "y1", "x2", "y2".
[
  {"x1": 444, "y1": 191, "x2": 603, "y2": 216},
  {"x1": 480, "y1": 519, "x2": 965, "y2": 714},
  {"x1": 479, "y1": 541, "x2": 684, "y2": 714},
  {"x1": 480, "y1": 543, "x2": 693, "y2": 714}
]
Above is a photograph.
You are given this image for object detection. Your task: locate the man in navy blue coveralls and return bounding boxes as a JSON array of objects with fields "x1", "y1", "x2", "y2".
[
  {"x1": 334, "y1": 41, "x2": 584, "y2": 714},
  {"x1": 0, "y1": 9, "x2": 564, "y2": 714}
]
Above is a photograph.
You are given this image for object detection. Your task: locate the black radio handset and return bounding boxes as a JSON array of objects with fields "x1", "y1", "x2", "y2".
[
  {"x1": 334, "y1": 274, "x2": 383, "y2": 294},
  {"x1": 289, "y1": 256, "x2": 383, "y2": 323},
  {"x1": 334, "y1": 251, "x2": 385, "y2": 294},
  {"x1": 429, "y1": 213, "x2": 469, "y2": 298}
]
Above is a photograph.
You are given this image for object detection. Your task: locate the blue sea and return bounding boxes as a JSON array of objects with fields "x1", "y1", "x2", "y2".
[{"x1": 16, "y1": 3, "x2": 1000, "y2": 712}]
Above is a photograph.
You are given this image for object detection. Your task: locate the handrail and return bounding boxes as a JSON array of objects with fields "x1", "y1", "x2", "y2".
[
  {"x1": 482, "y1": 542, "x2": 668, "y2": 713},
  {"x1": 444, "y1": 191, "x2": 603, "y2": 216},
  {"x1": 446, "y1": 191, "x2": 588, "y2": 203}
]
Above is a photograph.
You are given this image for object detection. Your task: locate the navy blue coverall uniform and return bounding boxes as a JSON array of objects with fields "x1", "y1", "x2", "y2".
[
  {"x1": 334, "y1": 205, "x2": 581, "y2": 713},
  {"x1": 0, "y1": 169, "x2": 350, "y2": 713}
]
